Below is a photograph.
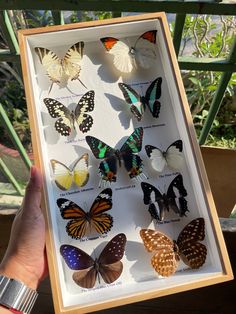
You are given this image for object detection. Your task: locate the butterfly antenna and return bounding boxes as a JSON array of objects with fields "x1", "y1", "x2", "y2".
[
  {"x1": 48, "y1": 82, "x2": 54, "y2": 94},
  {"x1": 78, "y1": 77, "x2": 87, "y2": 89}
]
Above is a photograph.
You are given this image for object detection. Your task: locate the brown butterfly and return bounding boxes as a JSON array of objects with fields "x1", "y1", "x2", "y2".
[
  {"x1": 140, "y1": 218, "x2": 207, "y2": 277},
  {"x1": 60, "y1": 233, "x2": 127, "y2": 288}
]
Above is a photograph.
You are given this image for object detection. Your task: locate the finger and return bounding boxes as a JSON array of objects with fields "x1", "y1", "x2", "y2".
[{"x1": 21, "y1": 166, "x2": 43, "y2": 216}]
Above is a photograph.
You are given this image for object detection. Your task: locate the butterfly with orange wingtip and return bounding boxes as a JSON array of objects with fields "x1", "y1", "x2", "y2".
[{"x1": 100, "y1": 30, "x2": 157, "y2": 73}]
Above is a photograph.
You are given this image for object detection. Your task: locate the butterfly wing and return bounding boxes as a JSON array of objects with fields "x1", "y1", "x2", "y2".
[
  {"x1": 145, "y1": 145, "x2": 167, "y2": 173},
  {"x1": 145, "y1": 77, "x2": 162, "y2": 118},
  {"x1": 100, "y1": 37, "x2": 133, "y2": 73},
  {"x1": 50, "y1": 159, "x2": 73, "y2": 190},
  {"x1": 86, "y1": 136, "x2": 118, "y2": 183},
  {"x1": 134, "y1": 30, "x2": 157, "y2": 69},
  {"x1": 141, "y1": 182, "x2": 166, "y2": 222},
  {"x1": 88, "y1": 188, "x2": 113, "y2": 235},
  {"x1": 57, "y1": 198, "x2": 88, "y2": 239},
  {"x1": 120, "y1": 127, "x2": 144, "y2": 179},
  {"x1": 62, "y1": 41, "x2": 84, "y2": 80},
  {"x1": 60, "y1": 245, "x2": 97, "y2": 288},
  {"x1": 140, "y1": 229, "x2": 179, "y2": 276},
  {"x1": 98, "y1": 233, "x2": 127, "y2": 284},
  {"x1": 35, "y1": 47, "x2": 63, "y2": 83},
  {"x1": 118, "y1": 83, "x2": 144, "y2": 121},
  {"x1": 177, "y1": 218, "x2": 207, "y2": 269},
  {"x1": 74, "y1": 90, "x2": 95, "y2": 133},
  {"x1": 72, "y1": 153, "x2": 89, "y2": 188},
  {"x1": 44, "y1": 98, "x2": 73, "y2": 136},
  {"x1": 166, "y1": 174, "x2": 188, "y2": 217},
  {"x1": 165, "y1": 140, "x2": 183, "y2": 170}
]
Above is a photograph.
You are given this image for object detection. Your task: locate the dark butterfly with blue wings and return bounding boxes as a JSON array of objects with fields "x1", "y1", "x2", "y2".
[
  {"x1": 60, "y1": 233, "x2": 127, "y2": 288},
  {"x1": 57, "y1": 188, "x2": 113, "y2": 239},
  {"x1": 141, "y1": 174, "x2": 188, "y2": 222},
  {"x1": 86, "y1": 127, "x2": 145, "y2": 186},
  {"x1": 44, "y1": 90, "x2": 95, "y2": 136},
  {"x1": 118, "y1": 77, "x2": 162, "y2": 121}
]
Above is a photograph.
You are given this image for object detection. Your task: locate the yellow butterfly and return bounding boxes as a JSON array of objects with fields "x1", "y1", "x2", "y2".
[
  {"x1": 35, "y1": 42, "x2": 86, "y2": 92},
  {"x1": 50, "y1": 153, "x2": 89, "y2": 190}
]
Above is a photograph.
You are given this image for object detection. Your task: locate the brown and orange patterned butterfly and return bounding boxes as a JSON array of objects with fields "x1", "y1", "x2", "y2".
[
  {"x1": 57, "y1": 188, "x2": 113, "y2": 239},
  {"x1": 100, "y1": 30, "x2": 157, "y2": 73},
  {"x1": 60, "y1": 233, "x2": 127, "y2": 288},
  {"x1": 140, "y1": 218, "x2": 207, "y2": 277}
]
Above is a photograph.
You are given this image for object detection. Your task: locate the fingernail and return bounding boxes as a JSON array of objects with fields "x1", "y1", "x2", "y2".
[{"x1": 30, "y1": 165, "x2": 36, "y2": 179}]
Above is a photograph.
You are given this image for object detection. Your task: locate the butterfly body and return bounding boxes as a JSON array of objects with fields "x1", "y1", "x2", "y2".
[
  {"x1": 100, "y1": 30, "x2": 157, "y2": 73},
  {"x1": 44, "y1": 90, "x2": 95, "y2": 136},
  {"x1": 60, "y1": 233, "x2": 127, "y2": 288},
  {"x1": 57, "y1": 188, "x2": 113, "y2": 239},
  {"x1": 140, "y1": 218, "x2": 207, "y2": 277},
  {"x1": 118, "y1": 77, "x2": 162, "y2": 121},
  {"x1": 86, "y1": 127, "x2": 144, "y2": 185},
  {"x1": 141, "y1": 174, "x2": 188, "y2": 222}
]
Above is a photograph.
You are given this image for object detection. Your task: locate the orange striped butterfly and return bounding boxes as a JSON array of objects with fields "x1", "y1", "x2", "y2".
[
  {"x1": 100, "y1": 30, "x2": 157, "y2": 73},
  {"x1": 57, "y1": 188, "x2": 113, "y2": 239},
  {"x1": 60, "y1": 233, "x2": 127, "y2": 288},
  {"x1": 140, "y1": 218, "x2": 207, "y2": 277},
  {"x1": 50, "y1": 154, "x2": 89, "y2": 190},
  {"x1": 35, "y1": 42, "x2": 86, "y2": 92}
]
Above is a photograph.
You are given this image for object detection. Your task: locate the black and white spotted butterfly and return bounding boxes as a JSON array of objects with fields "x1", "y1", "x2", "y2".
[
  {"x1": 141, "y1": 174, "x2": 188, "y2": 222},
  {"x1": 43, "y1": 90, "x2": 95, "y2": 136}
]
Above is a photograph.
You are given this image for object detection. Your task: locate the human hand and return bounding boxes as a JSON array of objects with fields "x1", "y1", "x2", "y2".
[{"x1": 0, "y1": 166, "x2": 48, "y2": 290}]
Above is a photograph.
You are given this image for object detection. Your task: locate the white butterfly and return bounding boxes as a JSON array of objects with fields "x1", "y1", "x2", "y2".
[
  {"x1": 100, "y1": 30, "x2": 157, "y2": 73},
  {"x1": 35, "y1": 42, "x2": 86, "y2": 92},
  {"x1": 50, "y1": 154, "x2": 89, "y2": 191},
  {"x1": 145, "y1": 140, "x2": 183, "y2": 173}
]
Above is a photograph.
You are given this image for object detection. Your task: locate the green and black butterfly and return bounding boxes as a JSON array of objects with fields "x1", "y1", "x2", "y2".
[
  {"x1": 86, "y1": 127, "x2": 145, "y2": 186},
  {"x1": 44, "y1": 90, "x2": 95, "y2": 136},
  {"x1": 118, "y1": 77, "x2": 162, "y2": 121}
]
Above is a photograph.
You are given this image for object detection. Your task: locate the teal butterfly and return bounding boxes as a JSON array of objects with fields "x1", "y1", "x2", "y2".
[
  {"x1": 86, "y1": 127, "x2": 145, "y2": 186},
  {"x1": 118, "y1": 77, "x2": 162, "y2": 121}
]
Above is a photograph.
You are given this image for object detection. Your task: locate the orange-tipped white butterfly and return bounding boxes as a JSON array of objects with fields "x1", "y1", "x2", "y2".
[
  {"x1": 50, "y1": 154, "x2": 89, "y2": 190},
  {"x1": 140, "y1": 218, "x2": 207, "y2": 277},
  {"x1": 100, "y1": 30, "x2": 157, "y2": 73},
  {"x1": 35, "y1": 42, "x2": 86, "y2": 92}
]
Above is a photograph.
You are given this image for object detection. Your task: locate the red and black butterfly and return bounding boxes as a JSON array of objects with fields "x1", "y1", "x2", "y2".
[{"x1": 60, "y1": 233, "x2": 127, "y2": 288}]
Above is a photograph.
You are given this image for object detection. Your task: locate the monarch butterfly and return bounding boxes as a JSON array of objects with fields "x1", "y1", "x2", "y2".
[
  {"x1": 57, "y1": 188, "x2": 113, "y2": 239},
  {"x1": 100, "y1": 30, "x2": 157, "y2": 73},
  {"x1": 140, "y1": 218, "x2": 207, "y2": 277},
  {"x1": 60, "y1": 233, "x2": 127, "y2": 288}
]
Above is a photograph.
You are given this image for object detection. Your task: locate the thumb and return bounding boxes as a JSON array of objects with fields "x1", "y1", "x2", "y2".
[{"x1": 20, "y1": 166, "x2": 43, "y2": 217}]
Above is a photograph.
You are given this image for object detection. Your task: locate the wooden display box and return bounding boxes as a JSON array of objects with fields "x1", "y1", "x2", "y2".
[{"x1": 18, "y1": 13, "x2": 233, "y2": 314}]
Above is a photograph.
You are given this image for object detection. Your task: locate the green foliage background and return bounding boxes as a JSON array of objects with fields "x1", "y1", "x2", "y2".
[{"x1": 0, "y1": 11, "x2": 235, "y2": 150}]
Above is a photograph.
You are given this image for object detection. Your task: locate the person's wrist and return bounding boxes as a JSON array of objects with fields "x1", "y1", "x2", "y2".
[{"x1": 0, "y1": 257, "x2": 39, "y2": 290}]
